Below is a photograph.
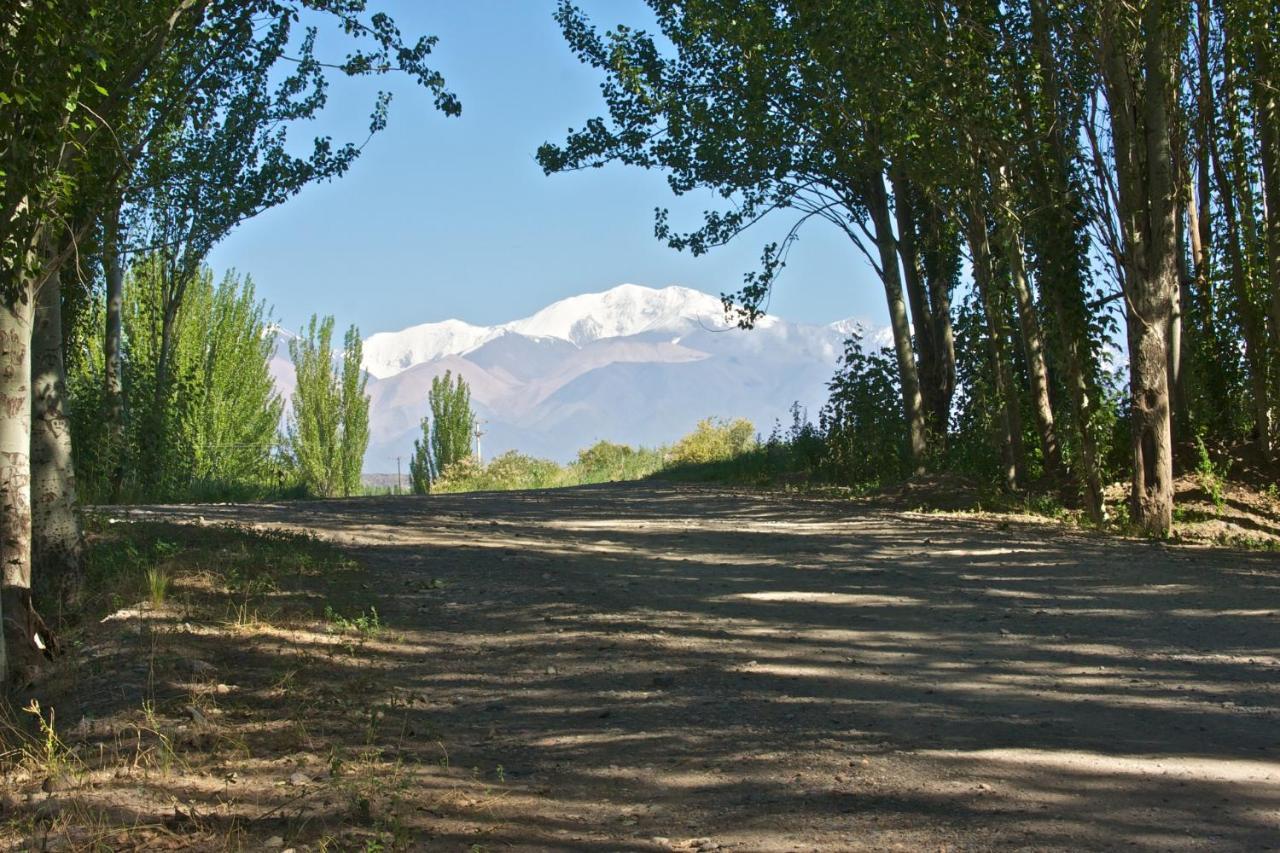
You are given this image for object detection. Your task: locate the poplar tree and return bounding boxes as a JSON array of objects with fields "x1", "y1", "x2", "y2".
[
  {"x1": 287, "y1": 316, "x2": 369, "y2": 499},
  {"x1": 339, "y1": 325, "x2": 370, "y2": 497},
  {"x1": 428, "y1": 371, "x2": 475, "y2": 477},
  {"x1": 409, "y1": 418, "x2": 434, "y2": 495}
]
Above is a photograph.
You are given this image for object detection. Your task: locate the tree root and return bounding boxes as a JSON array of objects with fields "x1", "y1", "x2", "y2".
[{"x1": 1, "y1": 586, "x2": 60, "y2": 687}]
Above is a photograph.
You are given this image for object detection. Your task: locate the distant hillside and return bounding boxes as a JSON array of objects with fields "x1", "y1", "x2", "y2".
[{"x1": 270, "y1": 284, "x2": 890, "y2": 471}]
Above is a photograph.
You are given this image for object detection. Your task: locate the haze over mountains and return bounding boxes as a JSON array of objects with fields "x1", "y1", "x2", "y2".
[{"x1": 271, "y1": 284, "x2": 889, "y2": 473}]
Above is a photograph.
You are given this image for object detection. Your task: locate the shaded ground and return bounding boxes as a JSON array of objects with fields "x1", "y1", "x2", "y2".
[{"x1": 4, "y1": 482, "x2": 1280, "y2": 851}]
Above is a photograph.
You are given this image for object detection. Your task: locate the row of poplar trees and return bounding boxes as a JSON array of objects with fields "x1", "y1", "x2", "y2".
[
  {"x1": 0, "y1": 3, "x2": 458, "y2": 681},
  {"x1": 540, "y1": 0, "x2": 1279, "y2": 535}
]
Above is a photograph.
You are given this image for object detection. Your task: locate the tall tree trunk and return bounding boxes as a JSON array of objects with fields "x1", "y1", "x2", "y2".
[
  {"x1": 1219, "y1": 8, "x2": 1272, "y2": 458},
  {"x1": 1097, "y1": 0, "x2": 1182, "y2": 535},
  {"x1": 0, "y1": 283, "x2": 33, "y2": 683},
  {"x1": 865, "y1": 170, "x2": 929, "y2": 473},
  {"x1": 1172, "y1": 196, "x2": 1190, "y2": 440},
  {"x1": 31, "y1": 262, "x2": 84, "y2": 608},
  {"x1": 994, "y1": 166, "x2": 1063, "y2": 482},
  {"x1": 1209, "y1": 112, "x2": 1272, "y2": 458},
  {"x1": 1254, "y1": 38, "x2": 1280, "y2": 453},
  {"x1": 1022, "y1": 0, "x2": 1106, "y2": 522},
  {"x1": 966, "y1": 196, "x2": 1024, "y2": 490},
  {"x1": 1184, "y1": 0, "x2": 1236, "y2": 430},
  {"x1": 0, "y1": 273, "x2": 53, "y2": 684},
  {"x1": 102, "y1": 198, "x2": 127, "y2": 501},
  {"x1": 921, "y1": 200, "x2": 958, "y2": 431},
  {"x1": 889, "y1": 167, "x2": 947, "y2": 439}
]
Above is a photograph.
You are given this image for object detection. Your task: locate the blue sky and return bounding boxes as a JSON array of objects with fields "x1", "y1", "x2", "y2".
[{"x1": 208, "y1": 1, "x2": 887, "y2": 336}]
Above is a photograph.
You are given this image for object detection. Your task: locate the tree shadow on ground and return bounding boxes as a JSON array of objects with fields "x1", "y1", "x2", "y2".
[{"x1": 5, "y1": 483, "x2": 1278, "y2": 851}]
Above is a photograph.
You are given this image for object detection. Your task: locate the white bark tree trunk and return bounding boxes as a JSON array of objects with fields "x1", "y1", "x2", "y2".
[
  {"x1": 1, "y1": 280, "x2": 37, "y2": 683},
  {"x1": 32, "y1": 263, "x2": 84, "y2": 604},
  {"x1": 866, "y1": 170, "x2": 930, "y2": 473}
]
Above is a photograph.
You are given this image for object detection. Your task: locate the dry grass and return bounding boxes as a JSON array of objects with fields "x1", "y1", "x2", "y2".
[{"x1": 0, "y1": 517, "x2": 497, "y2": 852}]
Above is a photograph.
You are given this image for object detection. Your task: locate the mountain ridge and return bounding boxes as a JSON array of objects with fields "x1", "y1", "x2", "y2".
[{"x1": 272, "y1": 284, "x2": 889, "y2": 471}]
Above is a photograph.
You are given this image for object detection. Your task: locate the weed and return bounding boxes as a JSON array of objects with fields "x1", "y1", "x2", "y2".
[
  {"x1": 1022, "y1": 492, "x2": 1067, "y2": 519},
  {"x1": 1195, "y1": 435, "x2": 1228, "y2": 509},
  {"x1": 145, "y1": 564, "x2": 170, "y2": 608},
  {"x1": 138, "y1": 700, "x2": 182, "y2": 777},
  {"x1": 325, "y1": 605, "x2": 383, "y2": 637},
  {"x1": 18, "y1": 700, "x2": 79, "y2": 781}
]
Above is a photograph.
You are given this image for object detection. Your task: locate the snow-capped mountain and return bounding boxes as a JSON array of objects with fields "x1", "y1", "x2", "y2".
[
  {"x1": 505, "y1": 283, "x2": 776, "y2": 344},
  {"x1": 361, "y1": 283, "x2": 776, "y2": 379},
  {"x1": 363, "y1": 319, "x2": 496, "y2": 379},
  {"x1": 271, "y1": 284, "x2": 889, "y2": 471}
]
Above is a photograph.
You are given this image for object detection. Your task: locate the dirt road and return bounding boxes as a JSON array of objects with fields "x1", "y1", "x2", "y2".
[{"x1": 128, "y1": 482, "x2": 1279, "y2": 851}]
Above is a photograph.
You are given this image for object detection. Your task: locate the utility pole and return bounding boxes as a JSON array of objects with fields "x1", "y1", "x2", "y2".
[
  {"x1": 474, "y1": 420, "x2": 486, "y2": 466},
  {"x1": 396, "y1": 457, "x2": 402, "y2": 495}
]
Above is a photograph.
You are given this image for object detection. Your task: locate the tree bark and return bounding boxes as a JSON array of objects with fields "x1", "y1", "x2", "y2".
[
  {"x1": 1097, "y1": 0, "x2": 1182, "y2": 535},
  {"x1": 994, "y1": 166, "x2": 1063, "y2": 482},
  {"x1": 0, "y1": 292, "x2": 29, "y2": 686},
  {"x1": 966, "y1": 196, "x2": 1024, "y2": 490},
  {"x1": 1254, "y1": 35, "x2": 1280, "y2": 452},
  {"x1": 1220, "y1": 8, "x2": 1272, "y2": 458},
  {"x1": 889, "y1": 168, "x2": 948, "y2": 439},
  {"x1": 31, "y1": 261, "x2": 84, "y2": 607},
  {"x1": 1208, "y1": 107, "x2": 1272, "y2": 459},
  {"x1": 102, "y1": 197, "x2": 127, "y2": 501},
  {"x1": 1022, "y1": 0, "x2": 1106, "y2": 522},
  {"x1": 0, "y1": 273, "x2": 54, "y2": 684},
  {"x1": 1171, "y1": 197, "x2": 1189, "y2": 440},
  {"x1": 921, "y1": 199, "x2": 958, "y2": 435},
  {"x1": 865, "y1": 169, "x2": 929, "y2": 473}
]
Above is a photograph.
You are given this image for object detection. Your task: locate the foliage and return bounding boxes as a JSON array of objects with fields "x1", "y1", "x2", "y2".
[
  {"x1": 1194, "y1": 436, "x2": 1228, "y2": 509},
  {"x1": 287, "y1": 315, "x2": 370, "y2": 498},
  {"x1": 575, "y1": 440, "x2": 635, "y2": 473},
  {"x1": 340, "y1": 325, "x2": 371, "y2": 496},
  {"x1": 539, "y1": 0, "x2": 1280, "y2": 535},
  {"x1": 325, "y1": 605, "x2": 383, "y2": 637},
  {"x1": 1, "y1": 1, "x2": 460, "y2": 303},
  {"x1": 433, "y1": 452, "x2": 563, "y2": 494},
  {"x1": 570, "y1": 441, "x2": 666, "y2": 483},
  {"x1": 66, "y1": 259, "x2": 283, "y2": 503},
  {"x1": 409, "y1": 417, "x2": 433, "y2": 495},
  {"x1": 819, "y1": 335, "x2": 909, "y2": 488},
  {"x1": 668, "y1": 418, "x2": 756, "y2": 466},
  {"x1": 428, "y1": 370, "x2": 475, "y2": 476},
  {"x1": 430, "y1": 441, "x2": 667, "y2": 494}
]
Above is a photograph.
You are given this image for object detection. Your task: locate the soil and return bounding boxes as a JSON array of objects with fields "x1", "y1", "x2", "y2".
[{"x1": 4, "y1": 481, "x2": 1279, "y2": 851}]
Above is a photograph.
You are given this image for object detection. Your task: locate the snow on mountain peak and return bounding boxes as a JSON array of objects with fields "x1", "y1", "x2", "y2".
[
  {"x1": 361, "y1": 284, "x2": 756, "y2": 378},
  {"x1": 506, "y1": 283, "x2": 733, "y2": 345},
  {"x1": 363, "y1": 318, "x2": 495, "y2": 379}
]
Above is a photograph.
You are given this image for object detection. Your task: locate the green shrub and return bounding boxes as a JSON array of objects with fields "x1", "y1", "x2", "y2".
[
  {"x1": 571, "y1": 441, "x2": 665, "y2": 483},
  {"x1": 819, "y1": 334, "x2": 908, "y2": 487},
  {"x1": 669, "y1": 417, "x2": 756, "y2": 465},
  {"x1": 433, "y1": 452, "x2": 565, "y2": 493}
]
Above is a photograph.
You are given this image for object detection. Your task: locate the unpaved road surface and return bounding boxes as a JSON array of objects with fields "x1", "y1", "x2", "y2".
[{"x1": 134, "y1": 482, "x2": 1280, "y2": 851}]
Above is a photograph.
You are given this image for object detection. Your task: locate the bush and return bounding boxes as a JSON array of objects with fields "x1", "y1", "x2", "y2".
[
  {"x1": 669, "y1": 417, "x2": 756, "y2": 465},
  {"x1": 571, "y1": 441, "x2": 666, "y2": 483},
  {"x1": 819, "y1": 335, "x2": 908, "y2": 486},
  {"x1": 433, "y1": 452, "x2": 565, "y2": 493},
  {"x1": 576, "y1": 440, "x2": 633, "y2": 472}
]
